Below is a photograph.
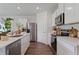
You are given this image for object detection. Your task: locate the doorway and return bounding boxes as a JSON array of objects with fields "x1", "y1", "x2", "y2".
[{"x1": 29, "y1": 23, "x2": 37, "y2": 42}]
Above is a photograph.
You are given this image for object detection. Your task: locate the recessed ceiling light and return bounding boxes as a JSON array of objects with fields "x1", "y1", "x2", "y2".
[
  {"x1": 36, "y1": 6, "x2": 40, "y2": 10},
  {"x1": 17, "y1": 6, "x2": 21, "y2": 10},
  {"x1": 67, "y1": 7, "x2": 72, "y2": 10}
]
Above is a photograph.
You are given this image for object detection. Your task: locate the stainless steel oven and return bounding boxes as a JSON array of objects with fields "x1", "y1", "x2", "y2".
[{"x1": 55, "y1": 13, "x2": 64, "y2": 26}]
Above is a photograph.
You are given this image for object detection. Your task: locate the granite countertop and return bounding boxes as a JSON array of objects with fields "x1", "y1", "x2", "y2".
[
  {"x1": 57, "y1": 36, "x2": 79, "y2": 46},
  {"x1": 0, "y1": 32, "x2": 30, "y2": 48}
]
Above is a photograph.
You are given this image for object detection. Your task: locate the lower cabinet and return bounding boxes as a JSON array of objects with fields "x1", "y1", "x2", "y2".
[
  {"x1": 0, "y1": 33, "x2": 30, "y2": 55},
  {"x1": 0, "y1": 47, "x2": 6, "y2": 55},
  {"x1": 21, "y1": 35, "x2": 30, "y2": 55},
  {"x1": 6, "y1": 39, "x2": 21, "y2": 55},
  {"x1": 6, "y1": 35, "x2": 30, "y2": 55},
  {"x1": 57, "y1": 39, "x2": 78, "y2": 55}
]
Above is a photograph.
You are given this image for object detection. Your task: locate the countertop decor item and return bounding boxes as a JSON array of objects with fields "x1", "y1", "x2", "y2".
[
  {"x1": 51, "y1": 26, "x2": 57, "y2": 35},
  {"x1": 56, "y1": 27, "x2": 61, "y2": 36},
  {"x1": 69, "y1": 27, "x2": 78, "y2": 38},
  {"x1": 51, "y1": 26, "x2": 61, "y2": 36},
  {"x1": 16, "y1": 23, "x2": 23, "y2": 34}
]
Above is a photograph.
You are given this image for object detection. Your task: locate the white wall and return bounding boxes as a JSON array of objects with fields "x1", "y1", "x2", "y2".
[
  {"x1": 27, "y1": 15, "x2": 36, "y2": 23},
  {"x1": 47, "y1": 12, "x2": 53, "y2": 46},
  {"x1": 11, "y1": 16, "x2": 27, "y2": 32}
]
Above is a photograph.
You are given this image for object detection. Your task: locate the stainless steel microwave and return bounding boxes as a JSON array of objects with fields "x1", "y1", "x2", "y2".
[{"x1": 55, "y1": 13, "x2": 64, "y2": 26}]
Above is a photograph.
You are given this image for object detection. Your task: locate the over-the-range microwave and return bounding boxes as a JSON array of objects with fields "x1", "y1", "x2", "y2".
[{"x1": 55, "y1": 13, "x2": 64, "y2": 26}]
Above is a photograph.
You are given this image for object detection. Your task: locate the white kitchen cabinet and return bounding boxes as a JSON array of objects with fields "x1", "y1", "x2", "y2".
[
  {"x1": 21, "y1": 34, "x2": 30, "y2": 55},
  {"x1": 0, "y1": 32, "x2": 30, "y2": 55},
  {"x1": 6, "y1": 39, "x2": 21, "y2": 55},
  {"x1": 74, "y1": 4, "x2": 79, "y2": 22},
  {"x1": 65, "y1": 3, "x2": 79, "y2": 24},
  {"x1": 57, "y1": 36, "x2": 79, "y2": 55},
  {"x1": 59, "y1": 3, "x2": 64, "y2": 13},
  {"x1": 56, "y1": 8, "x2": 60, "y2": 17},
  {"x1": 52, "y1": 11, "x2": 56, "y2": 26},
  {"x1": 53, "y1": 4, "x2": 64, "y2": 26},
  {"x1": 57, "y1": 39, "x2": 74, "y2": 55},
  {"x1": 0, "y1": 47, "x2": 6, "y2": 55},
  {"x1": 57, "y1": 3, "x2": 64, "y2": 16},
  {"x1": 56, "y1": 3, "x2": 79, "y2": 24}
]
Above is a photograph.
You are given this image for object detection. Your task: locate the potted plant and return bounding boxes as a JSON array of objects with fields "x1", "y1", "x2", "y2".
[{"x1": 4, "y1": 18, "x2": 13, "y2": 32}]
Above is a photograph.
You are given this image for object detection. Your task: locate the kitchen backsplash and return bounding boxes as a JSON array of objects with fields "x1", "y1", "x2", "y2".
[{"x1": 59, "y1": 23, "x2": 79, "y2": 31}]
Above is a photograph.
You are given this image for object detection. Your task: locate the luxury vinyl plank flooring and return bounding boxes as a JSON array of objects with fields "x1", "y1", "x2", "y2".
[{"x1": 25, "y1": 42, "x2": 55, "y2": 55}]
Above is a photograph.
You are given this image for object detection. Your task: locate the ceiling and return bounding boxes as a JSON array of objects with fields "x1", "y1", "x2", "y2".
[{"x1": 0, "y1": 3, "x2": 58, "y2": 16}]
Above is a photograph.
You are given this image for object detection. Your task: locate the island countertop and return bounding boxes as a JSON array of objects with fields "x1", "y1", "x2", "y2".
[{"x1": 0, "y1": 32, "x2": 30, "y2": 48}]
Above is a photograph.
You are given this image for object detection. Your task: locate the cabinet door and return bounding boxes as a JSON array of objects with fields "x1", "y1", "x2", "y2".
[
  {"x1": 21, "y1": 36, "x2": 27, "y2": 54},
  {"x1": 21, "y1": 35, "x2": 30, "y2": 55},
  {"x1": 56, "y1": 4, "x2": 64, "y2": 17},
  {"x1": 74, "y1": 4, "x2": 79, "y2": 22},
  {"x1": 27, "y1": 35, "x2": 30, "y2": 47},
  {"x1": 37, "y1": 12, "x2": 48, "y2": 44},
  {"x1": 6, "y1": 40, "x2": 21, "y2": 55},
  {"x1": 57, "y1": 39, "x2": 75, "y2": 55},
  {"x1": 52, "y1": 11, "x2": 56, "y2": 26},
  {"x1": 65, "y1": 3, "x2": 77, "y2": 24},
  {"x1": 58, "y1": 3, "x2": 64, "y2": 15},
  {"x1": 0, "y1": 47, "x2": 6, "y2": 55}
]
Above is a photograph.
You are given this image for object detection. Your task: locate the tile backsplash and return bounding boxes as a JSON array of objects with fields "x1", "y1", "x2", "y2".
[{"x1": 59, "y1": 23, "x2": 79, "y2": 31}]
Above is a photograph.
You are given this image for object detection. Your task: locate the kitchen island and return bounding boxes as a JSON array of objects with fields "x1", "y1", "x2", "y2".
[
  {"x1": 57, "y1": 36, "x2": 79, "y2": 55},
  {"x1": 0, "y1": 32, "x2": 30, "y2": 55}
]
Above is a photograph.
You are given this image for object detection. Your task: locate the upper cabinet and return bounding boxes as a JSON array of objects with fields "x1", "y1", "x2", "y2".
[
  {"x1": 52, "y1": 4, "x2": 64, "y2": 26},
  {"x1": 56, "y1": 4, "x2": 64, "y2": 17},
  {"x1": 57, "y1": 3, "x2": 64, "y2": 15},
  {"x1": 55, "y1": 3, "x2": 79, "y2": 24},
  {"x1": 52, "y1": 11, "x2": 56, "y2": 26},
  {"x1": 52, "y1": 3, "x2": 79, "y2": 26},
  {"x1": 65, "y1": 3, "x2": 79, "y2": 24}
]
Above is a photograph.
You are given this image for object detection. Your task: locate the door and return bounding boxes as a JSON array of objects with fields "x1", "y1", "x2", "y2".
[
  {"x1": 29, "y1": 23, "x2": 37, "y2": 42},
  {"x1": 37, "y1": 12, "x2": 48, "y2": 44}
]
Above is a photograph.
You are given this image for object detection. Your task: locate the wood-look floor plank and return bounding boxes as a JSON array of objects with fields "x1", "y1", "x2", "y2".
[{"x1": 25, "y1": 42, "x2": 55, "y2": 55}]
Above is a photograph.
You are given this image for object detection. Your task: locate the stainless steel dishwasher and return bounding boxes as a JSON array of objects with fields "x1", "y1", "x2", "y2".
[{"x1": 6, "y1": 39, "x2": 21, "y2": 55}]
